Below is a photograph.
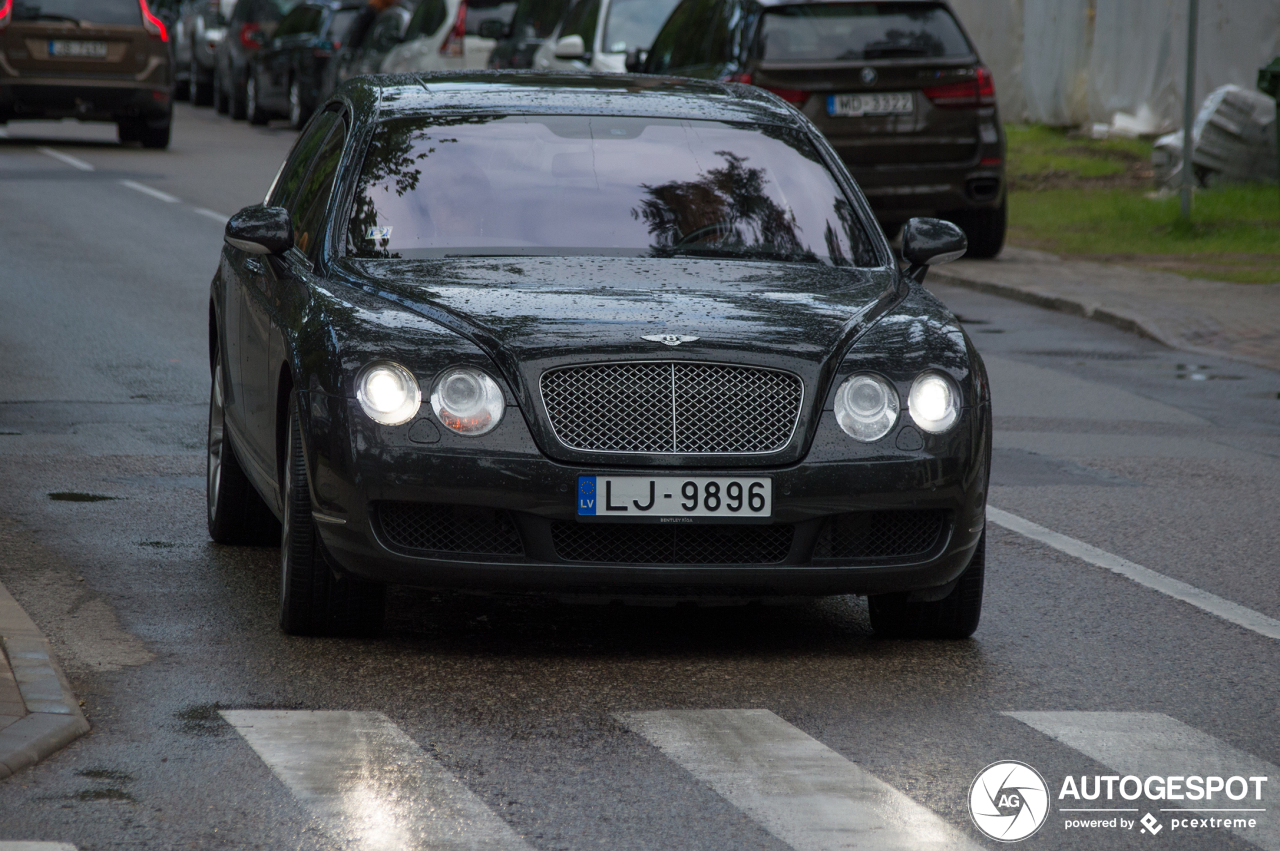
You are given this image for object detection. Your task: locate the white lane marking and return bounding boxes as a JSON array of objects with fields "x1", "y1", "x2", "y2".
[
  {"x1": 192, "y1": 207, "x2": 230, "y2": 224},
  {"x1": 222, "y1": 710, "x2": 533, "y2": 851},
  {"x1": 619, "y1": 709, "x2": 983, "y2": 851},
  {"x1": 988, "y1": 506, "x2": 1280, "y2": 641},
  {"x1": 1007, "y1": 712, "x2": 1278, "y2": 849},
  {"x1": 36, "y1": 147, "x2": 93, "y2": 171},
  {"x1": 0, "y1": 127, "x2": 9, "y2": 138},
  {"x1": 0, "y1": 844, "x2": 78, "y2": 850},
  {"x1": 119, "y1": 179, "x2": 180, "y2": 203}
]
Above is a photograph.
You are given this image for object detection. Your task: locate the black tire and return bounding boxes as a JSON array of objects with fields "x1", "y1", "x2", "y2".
[
  {"x1": 141, "y1": 120, "x2": 171, "y2": 149},
  {"x1": 174, "y1": 76, "x2": 191, "y2": 101},
  {"x1": 951, "y1": 199, "x2": 1007, "y2": 260},
  {"x1": 230, "y1": 73, "x2": 248, "y2": 120},
  {"x1": 279, "y1": 395, "x2": 385, "y2": 637},
  {"x1": 116, "y1": 120, "x2": 142, "y2": 144},
  {"x1": 193, "y1": 76, "x2": 214, "y2": 107},
  {"x1": 246, "y1": 73, "x2": 268, "y2": 125},
  {"x1": 207, "y1": 351, "x2": 280, "y2": 545},
  {"x1": 214, "y1": 70, "x2": 230, "y2": 114},
  {"x1": 868, "y1": 530, "x2": 985, "y2": 639}
]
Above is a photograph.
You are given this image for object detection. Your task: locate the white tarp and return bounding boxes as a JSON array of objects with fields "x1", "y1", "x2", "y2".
[{"x1": 948, "y1": 0, "x2": 1280, "y2": 130}]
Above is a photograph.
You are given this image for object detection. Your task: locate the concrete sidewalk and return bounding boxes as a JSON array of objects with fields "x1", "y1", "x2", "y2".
[
  {"x1": 930, "y1": 247, "x2": 1280, "y2": 374},
  {"x1": 0, "y1": 582, "x2": 89, "y2": 779}
]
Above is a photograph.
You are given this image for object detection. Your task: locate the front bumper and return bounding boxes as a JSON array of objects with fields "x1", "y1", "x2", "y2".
[{"x1": 304, "y1": 392, "x2": 991, "y2": 599}]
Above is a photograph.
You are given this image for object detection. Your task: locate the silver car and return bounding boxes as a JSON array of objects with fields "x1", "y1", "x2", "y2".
[{"x1": 174, "y1": 0, "x2": 234, "y2": 104}]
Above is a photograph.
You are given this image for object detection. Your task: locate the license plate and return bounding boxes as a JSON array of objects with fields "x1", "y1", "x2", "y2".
[
  {"x1": 48, "y1": 40, "x2": 108, "y2": 58},
  {"x1": 828, "y1": 91, "x2": 913, "y2": 117},
  {"x1": 577, "y1": 476, "x2": 771, "y2": 521}
]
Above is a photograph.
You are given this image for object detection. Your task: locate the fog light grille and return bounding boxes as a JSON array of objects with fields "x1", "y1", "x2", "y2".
[
  {"x1": 812, "y1": 510, "x2": 948, "y2": 559},
  {"x1": 552, "y1": 522, "x2": 793, "y2": 564},
  {"x1": 375, "y1": 502, "x2": 523, "y2": 555}
]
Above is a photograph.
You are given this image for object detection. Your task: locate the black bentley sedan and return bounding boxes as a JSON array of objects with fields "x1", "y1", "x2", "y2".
[{"x1": 208, "y1": 72, "x2": 991, "y2": 640}]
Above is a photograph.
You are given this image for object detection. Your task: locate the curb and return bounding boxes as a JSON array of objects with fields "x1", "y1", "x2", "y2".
[
  {"x1": 926, "y1": 266, "x2": 1280, "y2": 375},
  {"x1": 0, "y1": 582, "x2": 89, "y2": 780}
]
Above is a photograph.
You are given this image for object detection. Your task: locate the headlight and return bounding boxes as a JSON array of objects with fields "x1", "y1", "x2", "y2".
[
  {"x1": 834, "y1": 373, "x2": 899, "y2": 441},
  {"x1": 430, "y1": 367, "x2": 504, "y2": 436},
  {"x1": 908, "y1": 372, "x2": 959, "y2": 433},
  {"x1": 355, "y1": 361, "x2": 421, "y2": 426}
]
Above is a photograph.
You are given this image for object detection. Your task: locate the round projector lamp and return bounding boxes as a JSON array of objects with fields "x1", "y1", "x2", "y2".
[
  {"x1": 355, "y1": 361, "x2": 421, "y2": 426},
  {"x1": 431, "y1": 367, "x2": 505, "y2": 436},
  {"x1": 834, "y1": 373, "x2": 899, "y2": 442},
  {"x1": 908, "y1": 372, "x2": 960, "y2": 433}
]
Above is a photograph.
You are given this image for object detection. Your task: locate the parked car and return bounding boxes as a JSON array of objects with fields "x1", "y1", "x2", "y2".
[
  {"x1": 208, "y1": 72, "x2": 990, "y2": 639},
  {"x1": 246, "y1": 0, "x2": 360, "y2": 127},
  {"x1": 174, "y1": 0, "x2": 233, "y2": 104},
  {"x1": 485, "y1": 0, "x2": 569, "y2": 69},
  {"x1": 643, "y1": 0, "x2": 1007, "y2": 256},
  {"x1": 213, "y1": 0, "x2": 295, "y2": 118},
  {"x1": 0, "y1": 0, "x2": 174, "y2": 147},
  {"x1": 379, "y1": 0, "x2": 515, "y2": 74},
  {"x1": 532, "y1": 0, "x2": 681, "y2": 73},
  {"x1": 319, "y1": 0, "x2": 414, "y2": 101}
]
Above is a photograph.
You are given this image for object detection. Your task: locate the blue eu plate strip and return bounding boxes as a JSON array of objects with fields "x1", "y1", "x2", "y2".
[{"x1": 577, "y1": 477, "x2": 597, "y2": 515}]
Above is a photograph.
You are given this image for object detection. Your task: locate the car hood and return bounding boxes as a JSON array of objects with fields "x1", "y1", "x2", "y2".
[{"x1": 339, "y1": 256, "x2": 901, "y2": 466}]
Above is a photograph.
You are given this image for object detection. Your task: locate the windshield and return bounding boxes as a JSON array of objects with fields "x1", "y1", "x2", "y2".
[
  {"x1": 346, "y1": 115, "x2": 876, "y2": 266},
  {"x1": 13, "y1": 0, "x2": 141, "y2": 25},
  {"x1": 602, "y1": 0, "x2": 680, "y2": 53},
  {"x1": 760, "y1": 2, "x2": 971, "y2": 62}
]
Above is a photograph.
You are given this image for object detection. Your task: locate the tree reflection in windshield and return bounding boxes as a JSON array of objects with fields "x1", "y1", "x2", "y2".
[{"x1": 634, "y1": 151, "x2": 818, "y2": 263}]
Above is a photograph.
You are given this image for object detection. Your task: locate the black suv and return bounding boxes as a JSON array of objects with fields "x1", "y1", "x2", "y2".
[
  {"x1": 644, "y1": 0, "x2": 1006, "y2": 256},
  {"x1": 213, "y1": 0, "x2": 294, "y2": 119},
  {"x1": 246, "y1": 0, "x2": 359, "y2": 127}
]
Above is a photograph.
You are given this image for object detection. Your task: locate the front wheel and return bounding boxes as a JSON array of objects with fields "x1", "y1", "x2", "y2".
[
  {"x1": 279, "y1": 395, "x2": 385, "y2": 636},
  {"x1": 213, "y1": 69, "x2": 229, "y2": 114},
  {"x1": 288, "y1": 79, "x2": 310, "y2": 129},
  {"x1": 868, "y1": 530, "x2": 985, "y2": 639},
  {"x1": 246, "y1": 74, "x2": 268, "y2": 125},
  {"x1": 207, "y1": 352, "x2": 279, "y2": 545}
]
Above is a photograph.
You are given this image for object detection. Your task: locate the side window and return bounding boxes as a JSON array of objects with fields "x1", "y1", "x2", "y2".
[
  {"x1": 406, "y1": 0, "x2": 447, "y2": 39},
  {"x1": 267, "y1": 109, "x2": 339, "y2": 209},
  {"x1": 274, "y1": 4, "x2": 309, "y2": 36},
  {"x1": 560, "y1": 0, "x2": 599, "y2": 42},
  {"x1": 291, "y1": 120, "x2": 347, "y2": 260},
  {"x1": 646, "y1": 0, "x2": 721, "y2": 71}
]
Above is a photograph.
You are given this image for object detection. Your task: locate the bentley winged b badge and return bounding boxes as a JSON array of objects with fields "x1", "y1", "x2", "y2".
[{"x1": 642, "y1": 334, "x2": 700, "y2": 347}]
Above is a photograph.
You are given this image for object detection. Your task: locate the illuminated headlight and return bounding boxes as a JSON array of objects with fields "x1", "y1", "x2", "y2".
[
  {"x1": 431, "y1": 367, "x2": 505, "y2": 436},
  {"x1": 355, "y1": 361, "x2": 421, "y2": 426},
  {"x1": 834, "y1": 373, "x2": 899, "y2": 441},
  {"x1": 908, "y1": 372, "x2": 960, "y2": 433}
]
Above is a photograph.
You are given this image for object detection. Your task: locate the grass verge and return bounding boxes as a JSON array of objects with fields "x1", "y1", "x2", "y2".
[{"x1": 1004, "y1": 124, "x2": 1280, "y2": 283}]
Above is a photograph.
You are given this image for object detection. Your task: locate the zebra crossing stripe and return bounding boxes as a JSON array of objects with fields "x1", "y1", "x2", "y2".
[
  {"x1": 221, "y1": 710, "x2": 533, "y2": 851},
  {"x1": 1007, "y1": 712, "x2": 1279, "y2": 850},
  {"x1": 618, "y1": 709, "x2": 983, "y2": 851}
]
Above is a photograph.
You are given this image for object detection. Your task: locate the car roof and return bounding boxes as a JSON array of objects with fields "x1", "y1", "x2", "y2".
[{"x1": 348, "y1": 72, "x2": 801, "y2": 126}]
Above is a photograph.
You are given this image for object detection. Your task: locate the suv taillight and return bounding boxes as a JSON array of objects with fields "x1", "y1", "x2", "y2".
[
  {"x1": 923, "y1": 65, "x2": 996, "y2": 108},
  {"x1": 0, "y1": 0, "x2": 12, "y2": 31},
  {"x1": 439, "y1": 0, "x2": 466, "y2": 56},
  {"x1": 240, "y1": 21, "x2": 262, "y2": 49},
  {"x1": 139, "y1": 0, "x2": 168, "y2": 41}
]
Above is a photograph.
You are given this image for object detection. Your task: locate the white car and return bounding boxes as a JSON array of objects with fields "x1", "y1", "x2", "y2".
[
  {"x1": 381, "y1": 0, "x2": 516, "y2": 73},
  {"x1": 532, "y1": 0, "x2": 680, "y2": 73}
]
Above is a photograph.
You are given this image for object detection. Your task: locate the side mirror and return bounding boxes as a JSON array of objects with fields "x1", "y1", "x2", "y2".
[
  {"x1": 477, "y1": 18, "x2": 508, "y2": 39},
  {"x1": 624, "y1": 46, "x2": 648, "y2": 72},
  {"x1": 901, "y1": 217, "x2": 966, "y2": 283},
  {"x1": 225, "y1": 205, "x2": 293, "y2": 255},
  {"x1": 553, "y1": 33, "x2": 585, "y2": 59}
]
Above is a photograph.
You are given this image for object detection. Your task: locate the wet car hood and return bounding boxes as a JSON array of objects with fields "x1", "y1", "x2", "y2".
[{"x1": 345, "y1": 256, "x2": 898, "y2": 375}]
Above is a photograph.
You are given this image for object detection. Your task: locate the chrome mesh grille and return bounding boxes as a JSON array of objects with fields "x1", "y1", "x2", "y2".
[{"x1": 541, "y1": 362, "x2": 802, "y2": 454}]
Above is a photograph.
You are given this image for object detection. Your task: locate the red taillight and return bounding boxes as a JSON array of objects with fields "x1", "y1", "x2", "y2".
[
  {"x1": 979, "y1": 156, "x2": 1002, "y2": 166},
  {"x1": 976, "y1": 65, "x2": 996, "y2": 105},
  {"x1": 139, "y1": 0, "x2": 168, "y2": 41},
  {"x1": 764, "y1": 86, "x2": 808, "y2": 105},
  {"x1": 239, "y1": 21, "x2": 261, "y2": 49},
  {"x1": 0, "y1": 0, "x2": 12, "y2": 31},
  {"x1": 923, "y1": 65, "x2": 996, "y2": 109},
  {"x1": 439, "y1": 0, "x2": 466, "y2": 56}
]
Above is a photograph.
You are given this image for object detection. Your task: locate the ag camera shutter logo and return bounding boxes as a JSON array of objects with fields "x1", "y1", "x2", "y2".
[{"x1": 969, "y1": 761, "x2": 1051, "y2": 842}]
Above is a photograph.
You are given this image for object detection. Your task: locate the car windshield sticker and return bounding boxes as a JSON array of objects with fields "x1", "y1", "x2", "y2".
[{"x1": 365, "y1": 226, "x2": 392, "y2": 241}]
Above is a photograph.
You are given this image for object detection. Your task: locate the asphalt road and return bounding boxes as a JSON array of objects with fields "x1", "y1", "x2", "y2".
[{"x1": 0, "y1": 104, "x2": 1277, "y2": 851}]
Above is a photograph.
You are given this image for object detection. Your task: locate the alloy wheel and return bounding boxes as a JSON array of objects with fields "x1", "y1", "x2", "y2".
[{"x1": 207, "y1": 363, "x2": 225, "y2": 525}]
